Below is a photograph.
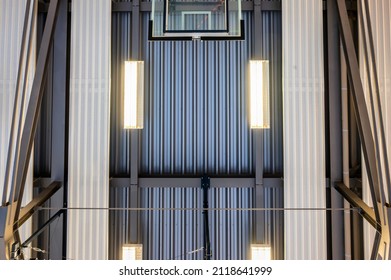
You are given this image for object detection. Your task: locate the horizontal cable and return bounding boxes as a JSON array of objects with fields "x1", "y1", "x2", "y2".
[{"x1": 38, "y1": 207, "x2": 359, "y2": 211}]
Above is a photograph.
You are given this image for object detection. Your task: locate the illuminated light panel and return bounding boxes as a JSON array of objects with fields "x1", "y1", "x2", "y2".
[
  {"x1": 251, "y1": 244, "x2": 272, "y2": 260},
  {"x1": 122, "y1": 244, "x2": 143, "y2": 260},
  {"x1": 124, "y1": 61, "x2": 144, "y2": 129},
  {"x1": 249, "y1": 60, "x2": 270, "y2": 129}
]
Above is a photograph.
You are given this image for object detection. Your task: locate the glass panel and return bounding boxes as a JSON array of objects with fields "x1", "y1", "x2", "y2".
[
  {"x1": 150, "y1": 0, "x2": 242, "y2": 38},
  {"x1": 165, "y1": 0, "x2": 227, "y2": 32}
]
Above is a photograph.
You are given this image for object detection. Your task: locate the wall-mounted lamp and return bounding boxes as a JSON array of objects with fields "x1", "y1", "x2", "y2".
[
  {"x1": 251, "y1": 244, "x2": 271, "y2": 260},
  {"x1": 124, "y1": 61, "x2": 144, "y2": 129},
  {"x1": 122, "y1": 244, "x2": 143, "y2": 260},
  {"x1": 249, "y1": 60, "x2": 270, "y2": 129}
]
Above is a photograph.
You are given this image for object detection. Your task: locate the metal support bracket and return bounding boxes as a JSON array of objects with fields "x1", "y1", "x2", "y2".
[
  {"x1": 3, "y1": 0, "x2": 60, "y2": 260},
  {"x1": 336, "y1": 0, "x2": 389, "y2": 260},
  {"x1": 335, "y1": 182, "x2": 377, "y2": 229},
  {"x1": 4, "y1": 181, "x2": 62, "y2": 259},
  {"x1": 21, "y1": 209, "x2": 64, "y2": 250},
  {"x1": 129, "y1": 130, "x2": 139, "y2": 244}
]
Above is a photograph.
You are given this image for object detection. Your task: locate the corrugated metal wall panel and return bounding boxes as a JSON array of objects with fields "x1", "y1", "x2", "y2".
[
  {"x1": 282, "y1": 0, "x2": 326, "y2": 259},
  {"x1": 109, "y1": 10, "x2": 284, "y2": 260},
  {"x1": 68, "y1": 0, "x2": 111, "y2": 260},
  {"x1": 259, "y1": 11, "x2": 283, "y2": 176},
  {"x1": 110, "y1": 12, "x2": 132, "y2": 176},
  {"x1": 0, "y1": 0, "x2": 35, "y2": 258},
  {"x1": 261, "y1": 185, "x2": 284, "y2": 260},
  {"x1": 109, "y1": 185, "x2": 284, "y2": 260},
  {"x1": 208, "y1": 187, "x2": 252, "y2": 260},
  {"x1": 110, "y1": 11, "x2": 283, "y2": 176},
  {"x1": 140, "y1": 187, "x2": 204, "y2": 260},
  {"x1": 360, "y1": 0, "x2": 391, "y2": 260}
]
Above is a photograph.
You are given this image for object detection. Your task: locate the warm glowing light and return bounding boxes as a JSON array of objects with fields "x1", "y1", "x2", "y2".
[
  {"x1": 249, "y1": 60, "x2": 270, "y2": 129},
  {"x1": 122, "y1": 244, "x2": 143, "y2": 260},
  {"x1": 124, "y1": 61, "x2": 144, "y2": 129},
  {"x1": 251, "y1": 244, "x2": 271, "y2": 260}
]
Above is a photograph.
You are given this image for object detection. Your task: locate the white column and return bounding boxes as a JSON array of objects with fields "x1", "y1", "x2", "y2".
[
  {"x1": 0, "y1": 0, "x2": 35, "y2": 258},
  {"x1": 359, "y1": 0, "x2": 391, "y2": 260},
  {"x1": 68, "y1": 0, "x2": 111, "y2": 260},
  {"x1": 282, "y1": 0, "x2": 326, "y2": 259}
]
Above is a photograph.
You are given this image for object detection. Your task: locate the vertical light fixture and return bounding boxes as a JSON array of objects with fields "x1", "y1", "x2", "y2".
[
  {"x1": 122, "y1": 244, "x2": 143, "y2": 260},
  {"x1": 249, "y1": 60, "x2": 270, "y2": 129},
  {"x1": 124, "y1": 61, "x2": 144, "y2": 129},
  {"x1": 251, "y1": 244, "x2": 272, "y2": 260}
]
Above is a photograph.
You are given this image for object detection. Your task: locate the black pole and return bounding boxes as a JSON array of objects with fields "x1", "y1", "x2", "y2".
[{"x1": 201, "y1": 175, "x2": 211, "y2": 260}]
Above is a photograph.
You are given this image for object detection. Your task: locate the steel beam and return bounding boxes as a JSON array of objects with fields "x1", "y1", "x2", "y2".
[
  {"x1": 10, "y1": 0, "x2": 60, "y2": 227},
  {"x1": 336, "y1": 0, "x2": 382, "y2": 223},
  {"x1": 4, "y1": 0, "x2": 60, "y2": 259},
  {"x1": 2, "y1": 0, "x2": 32, "y2": 206},
  {"x1": 336, "y1": 0, "x2": 389, "y2": 260},
  {"x1": 4, "y1": 181, "x2": 61, "y2": 259},
  {"x1": 127, "y1": 0, "x2": 142, "y2": 245},
  {"x1": 327, "y1": 0, "x2": 344, "y2": 260},
  {"x1": 21, "y1": 209, "x2": 64, "y2": 249},
  {"x1": 49, "y1": 0, "x2": 69, "y2": 260},
  {"x1": 17, "y1": 182, "x2": 62, "y2": 228},
  {"x1": 110, "y1": 177, "x2": 283, "y2": 189},
  {"x1": 361, "y1": 0, "x2": 391, "y2": 203},
  {"x1": 335, "y1": 182, "x2": 377, "y2": 229},
  {"x1": 253, "y1": 0, "x2": 265, "y2": 245}
]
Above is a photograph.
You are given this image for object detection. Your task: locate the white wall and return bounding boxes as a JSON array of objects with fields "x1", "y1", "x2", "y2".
[
  {"x1": 282, "y1": 0, "x2": 327, "y2": 260},
  {"x1": 67, "y1": 0, "x2": 111, "y2": 260}
]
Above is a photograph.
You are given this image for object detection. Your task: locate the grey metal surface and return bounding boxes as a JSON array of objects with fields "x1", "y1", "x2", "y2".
[
  {"x1": 0, "y1": 207, "x2": 6, "y2": 259},
  {"x1": 327, "y1": 0, "x2": 344, "y2": 260},
  {"x1": 109, "y1": 183, "x2": 284, "y2": 260},
  {"x1": 110, "y1": 177, "x2": 282, "y2": 189},
  {"x1": 110, "y1": 11, "x2": 283, "y2": 176},
  {"x1": 110, "y1": 11, "x2": 132, "y2": 176}
]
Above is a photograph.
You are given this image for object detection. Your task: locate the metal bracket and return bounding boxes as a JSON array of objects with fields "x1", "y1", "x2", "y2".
[{"x1": 3, "y1": 181, "x2": 62, "y2": 259}]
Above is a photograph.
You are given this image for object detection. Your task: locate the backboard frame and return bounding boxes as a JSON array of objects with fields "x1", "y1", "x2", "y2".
[{"x1": 149, "y1": 0, "x2": 244, "y2": 41}]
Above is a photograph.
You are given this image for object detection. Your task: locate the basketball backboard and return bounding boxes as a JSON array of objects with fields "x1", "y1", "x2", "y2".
[{"x1": 149, "y1": 0, "x2": 244, "y2": 41}]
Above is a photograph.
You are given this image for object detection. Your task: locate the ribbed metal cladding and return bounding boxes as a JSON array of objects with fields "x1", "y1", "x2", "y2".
[
  {"x1": 143, "y1": 187, "x2": 203, "y2": 260},
  {"x1": 140, "y1": 187, "x2": 252, "y2": 260},
  {"x1": 359, "y1": 0, "x2": 391, "y2": 260},
  {"x1": 282, "y1": 0, "x2": 326, "y2": 259},
  {"x1": 0, "y1": 0, "x2": 35, "y2": 257},
  {"x1": 109, "y1": 11, "x2": 283, "y2": 176},
  {"x1": 68, "y1": 0, "x2": 111, "y2": 260},
  {"x1": 256, "y1": 185, "x2": 284, "y2": 260},
  {"x1": 109, "y1": 185, "x2": 284, "y2": 260},
  {"x1": 110, "y1": 11, "x2": 132, "y2": 176}
]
